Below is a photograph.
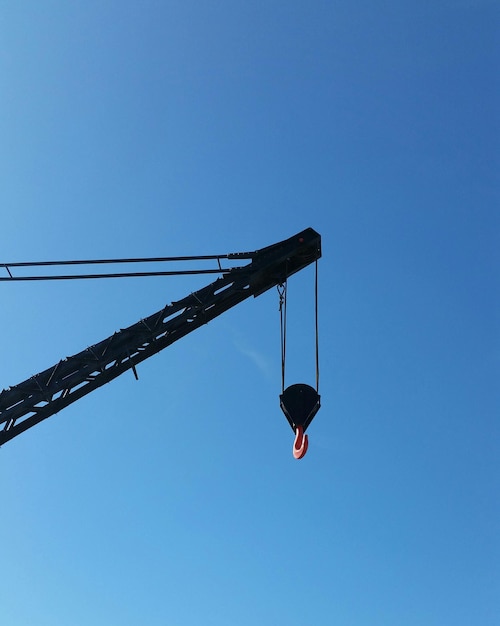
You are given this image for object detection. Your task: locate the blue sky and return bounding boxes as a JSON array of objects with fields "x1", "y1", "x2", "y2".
[{"x1": 1, "y1": 1, "x2": 498, "y2": 625}]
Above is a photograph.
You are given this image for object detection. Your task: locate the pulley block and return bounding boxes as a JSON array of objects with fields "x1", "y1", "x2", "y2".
[
  {"x1": 280, "y1": 384, "x2": 320, "y2": 460},
  {"x1": 280, "y1": 383, "x2": 321, "y2": 433}
]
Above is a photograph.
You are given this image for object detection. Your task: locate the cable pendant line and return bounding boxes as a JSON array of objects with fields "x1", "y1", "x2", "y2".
[
  {"x1": 277, "y1": 259, "x2": 320, "y2": 394},
  {"x1": 0, "y1": 268, "x2": 234, "y2": 281},
  {"x1": 0, "y1": 250, "x2": 260, "y2": 281},
  {"x1": 1, "y1": 252, "x2": 247, "y2": 268}
]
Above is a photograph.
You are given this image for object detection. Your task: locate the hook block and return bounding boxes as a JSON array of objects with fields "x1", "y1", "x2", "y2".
[{"x1": 280, "y1": 383, "x2": 320, "y2": 433}]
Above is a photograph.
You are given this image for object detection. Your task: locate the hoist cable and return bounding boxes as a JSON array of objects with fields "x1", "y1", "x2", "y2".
[
  {"x1": 278, "y1": 281, "x2": 287, "y2": 394},
  {"x1": 315, "y1": 259, "x2": 320, "y2": 393},
  {"x1": 278, "y1": 261, "x2": 320, "y2": 393}
]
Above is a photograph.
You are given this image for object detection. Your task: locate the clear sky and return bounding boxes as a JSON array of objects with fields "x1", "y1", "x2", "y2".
[{"x1": 1, "y1": 1, "x2": 498, "y2": 625}]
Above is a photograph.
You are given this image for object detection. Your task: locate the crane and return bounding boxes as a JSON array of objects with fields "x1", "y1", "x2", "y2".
[{"x1": 0, "y1": 228, "x2": 321, "y2": 456}]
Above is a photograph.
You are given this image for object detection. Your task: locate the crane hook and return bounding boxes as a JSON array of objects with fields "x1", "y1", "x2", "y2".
[{"x1": 293, "y1": 424, "x2": 309, "y2": 460}]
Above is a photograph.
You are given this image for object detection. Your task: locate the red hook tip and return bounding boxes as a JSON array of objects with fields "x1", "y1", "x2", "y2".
[{"x1": 293, "y1": 424, "x2": 308, "y2": 460}]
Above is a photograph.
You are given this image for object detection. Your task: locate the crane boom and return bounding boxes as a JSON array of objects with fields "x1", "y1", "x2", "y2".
[{"x1": 0, "y1": 228, "x2": 321, "y2": 445}]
